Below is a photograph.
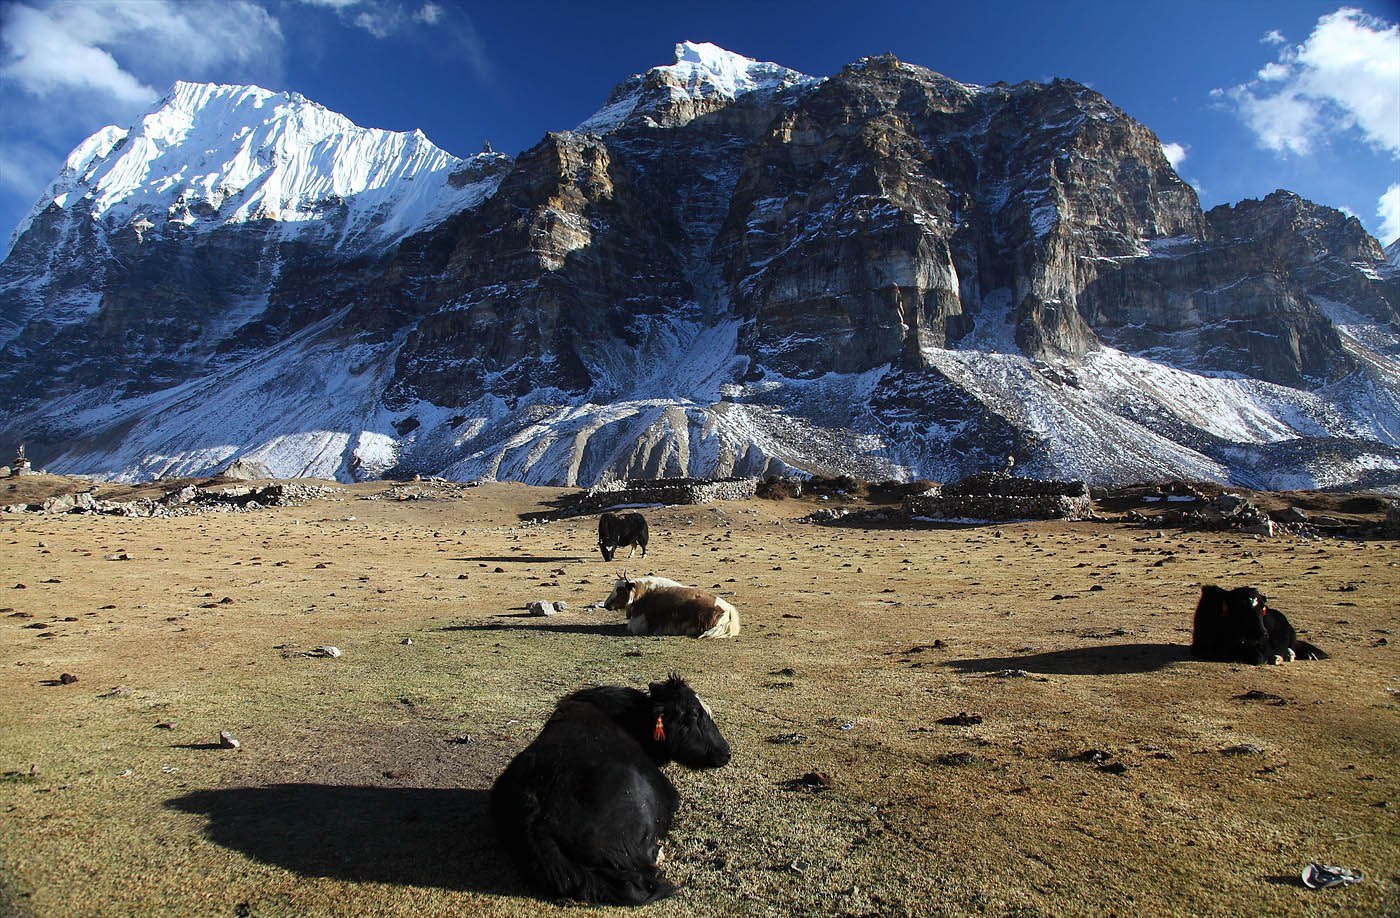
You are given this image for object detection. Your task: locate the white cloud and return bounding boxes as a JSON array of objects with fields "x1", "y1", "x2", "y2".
[
  {"x1": 1261, "y1": 29, "x2": 1287, "y2": 46},
  {"x1": 1161, "y1": 141, "x2": 1188, "y2": 170},
  {"x1": 0, "y1": 3, "x2": 155, "y2": 105},
  {"x1": 1379, "y1": 183, "x2": 1400, "y2": 245},
  {"x1": 352, "y1": 9, "x2": 392, "y2": 38},
  {"x1": 1220, "y1": 8, "x2": 1400, "y2": 158},
  {"x1": 415, "y1": 3, "x2": 442, "y2": 26},
  {"x1": 0, "y1": 0, "x2": 285, "y2": 232}
]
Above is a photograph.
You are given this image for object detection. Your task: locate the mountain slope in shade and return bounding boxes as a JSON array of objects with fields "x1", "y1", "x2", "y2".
[{"x1": 1, "y1": 48, "x2": 1398, "y2": 491}]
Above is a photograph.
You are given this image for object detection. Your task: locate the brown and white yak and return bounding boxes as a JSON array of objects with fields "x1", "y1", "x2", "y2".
[{"x1": 603, "y1": 575, "x2": 741, "y2": 638}]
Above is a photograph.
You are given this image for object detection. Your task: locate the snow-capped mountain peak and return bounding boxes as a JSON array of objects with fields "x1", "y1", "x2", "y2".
[
  {"x1": 578, "y1": 40, "x2": 815, "y2": 133},
  {"x1": 12, "y1": 81, "x2": 501, "y2": 254},
  {"x1": 665, "y1": 40, "x2": 810, "y2": 99}
]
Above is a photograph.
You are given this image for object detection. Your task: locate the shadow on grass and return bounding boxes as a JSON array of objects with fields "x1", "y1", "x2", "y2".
[
  {"x1": 167, "y1": 784, "x2": 525, "y2": 895},
  {"x1": 944, "y1": 643, "x2": 1190, "y2": 676},
  {"x1": 1263, "y1": 874, "x2": 1304, "y2": 888},
  {"x1": 454, "y1": 556, "x2": 590, "y2": 564},
  {"x1": 440, "y1": 620, "x2": 626, "y2": 636}
]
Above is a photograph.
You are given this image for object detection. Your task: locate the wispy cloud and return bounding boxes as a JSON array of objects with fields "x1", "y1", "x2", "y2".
[
  {"x1": 1215, "y1": 7, "x2": 1399, "y2": 158},
  {"x1": 288, "y1": 0, "x2": 488, "y2": 78}
]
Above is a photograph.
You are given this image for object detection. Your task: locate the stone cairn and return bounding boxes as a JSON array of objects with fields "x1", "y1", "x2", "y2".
[
  {"x1": 10, "y1": 444, "x2": 34, "y2": 477},
  {"x1": 579, "y1": 476, "x2": 760, "y2": 512},
  {"x1": 903, "y1": 472, "x2": 1094, "y2": 522}
]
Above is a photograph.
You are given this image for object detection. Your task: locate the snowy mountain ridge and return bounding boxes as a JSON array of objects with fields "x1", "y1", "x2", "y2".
[
  {"x1": 10, "y1": 81, "x2": 502, "y2": 256},
  {"x1": 1, "y1": 45, "x2": 1398, "y2": 491}
]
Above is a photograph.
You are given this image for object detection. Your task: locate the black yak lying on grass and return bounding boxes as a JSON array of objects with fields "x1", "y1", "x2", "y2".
[
  {"x1": 490, "y1": 675, "x2": 731, "y2": 904},
  {"x1": 1191, "y1": 585, "x2": 1327, "y2": 665}
]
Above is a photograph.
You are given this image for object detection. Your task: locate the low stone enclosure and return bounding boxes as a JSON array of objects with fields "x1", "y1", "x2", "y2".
[
  {"x1": 579, "y1": 476, "x2": 760, "y2": 512},
  {"x1": 2, "y1": 481, "x2": 337, "y2": 517},
  {"x1": 903, "y1": 473, "x2": 1095, "y2": 522}
]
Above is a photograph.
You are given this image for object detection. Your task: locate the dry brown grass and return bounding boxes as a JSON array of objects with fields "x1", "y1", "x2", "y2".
[{"x1": 1, "y1": 481, "x2": 1397, "y2": 917}]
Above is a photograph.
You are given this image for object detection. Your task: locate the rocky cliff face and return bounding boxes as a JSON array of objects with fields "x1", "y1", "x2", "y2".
[{"x1": 1, "y1": 45, "x2": 1397, "y2": 489}]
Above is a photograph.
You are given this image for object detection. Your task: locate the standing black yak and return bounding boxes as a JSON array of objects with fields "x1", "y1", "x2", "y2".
[
  {"x1": 1191, "y1": 585, "x2": 1327, "y2": 665},
  {"x1": 490, "y1": 675, "x2": 731, "y2": 904},
  {"x1": 598, "y1": 510, "x2": 649, "y2": 561}
]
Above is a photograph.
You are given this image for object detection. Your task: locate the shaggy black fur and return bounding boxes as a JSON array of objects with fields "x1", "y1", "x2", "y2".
[
  {"x1": 598, "y1": 511, "x2": 649, "y2": 562},
  {"x1": 1191, "y1": 585, "x2": 1327, "y2": 665},
  {"x1": 490, "y1": 675, "x2": 730, "y2": 905}
]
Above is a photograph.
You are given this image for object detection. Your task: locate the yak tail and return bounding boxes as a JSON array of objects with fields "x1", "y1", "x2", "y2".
[
  {"x1": 698, "y1": 598, "x2": 741, "y2": 638},
  {"x1": 527, "y1": 832, "x2": 674, "y2": 905},
  {"x1": 1293, "y1": 640, "x2": 1328, "y2": 661}
]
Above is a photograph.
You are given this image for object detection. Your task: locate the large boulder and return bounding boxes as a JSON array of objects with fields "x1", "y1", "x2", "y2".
[{"x1": 220, "y1": 458, "x2": 276, "y2": 481}]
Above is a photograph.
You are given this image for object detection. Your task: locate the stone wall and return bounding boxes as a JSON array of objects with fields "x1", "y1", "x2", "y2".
[
  {"x1": 903, "y1": 474, "x2": 1095, "y2": 521},
  {"x1": 580, "y1": 477, "x2": 759, "y2": 511},
  {"x1": 2, "y1": 482, "x2": 338, "y2": 517},
  {"x1": 940, "y1": 472, "x2": 1091, "y2": 498}
]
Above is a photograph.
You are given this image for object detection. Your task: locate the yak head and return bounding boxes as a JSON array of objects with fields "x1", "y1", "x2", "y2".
[
  {"x1": 1222, "y1": 586, "x2": 1271, "y2": 642},
  {"x1": 603, "y1": 575, "x2": 636, "y2": 612},
  {"x1": 647, "y1": 674, "x2": 730, "y2": 769}
]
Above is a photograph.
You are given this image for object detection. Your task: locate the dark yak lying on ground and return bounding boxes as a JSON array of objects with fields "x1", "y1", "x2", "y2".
[
  {"x1": 598, "y1": 510, "x2": 649, "y2": 562},
  {"x1": 1191, "y1": 585, "x2": 1327, "y2": 665},
  {"x1": 490, "y1": 675, "x2": 731, "y2": 905}
]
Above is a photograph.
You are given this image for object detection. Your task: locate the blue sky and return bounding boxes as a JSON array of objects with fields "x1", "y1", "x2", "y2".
[{"x1": 1, "y1": 0, "x2": 1397, "y2": 247}]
